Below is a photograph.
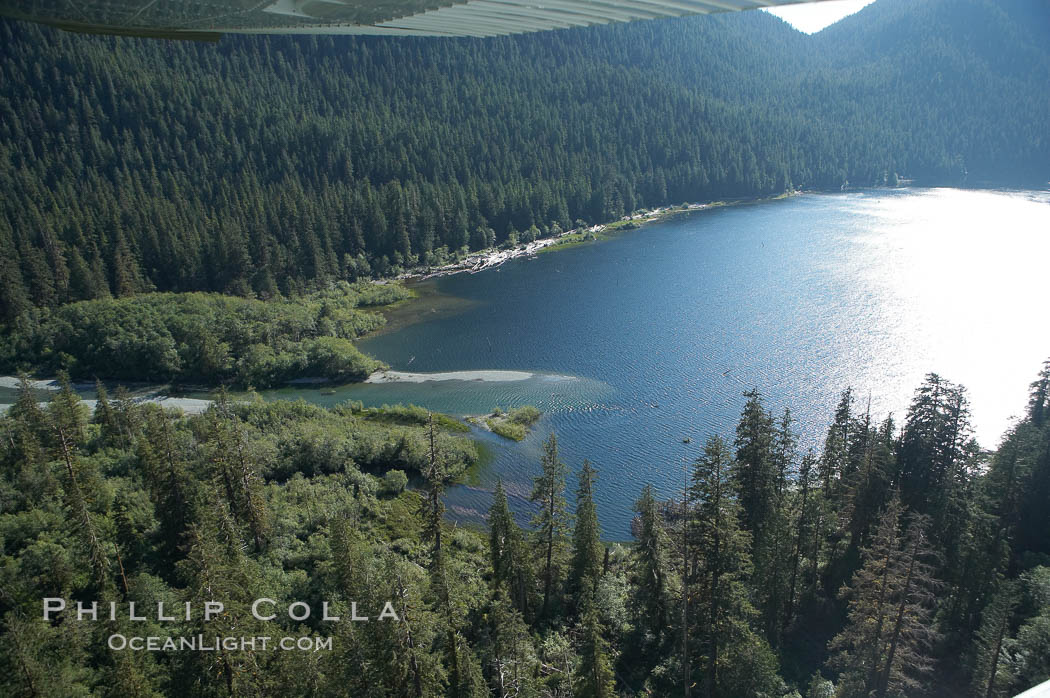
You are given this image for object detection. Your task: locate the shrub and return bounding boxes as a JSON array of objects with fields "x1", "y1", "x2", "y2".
[
  {"x1": 507, "y1": 405, "x2": 541, "y2": 426},
  {"x1": 488, "y1": 419, "x2": 527, "y2": 441},
  {"x1": 381, "y1": 469, "x2": 409, "y2": 496}
]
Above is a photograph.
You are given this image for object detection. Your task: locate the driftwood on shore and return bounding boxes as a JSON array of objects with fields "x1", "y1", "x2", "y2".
[{"x1": 397, "y1": 201, "x2": 711, "y2": 282}]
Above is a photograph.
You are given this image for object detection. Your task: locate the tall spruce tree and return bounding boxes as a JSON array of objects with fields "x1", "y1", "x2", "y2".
[
  {"x1": 531, "y1": 433, "x2": 570, "y2": 621},
  {"x1": 480, "y1": 589, "x2": 538, "y2": 696},
  {"x1": 786, "y1": 449, "x2": 825, "y2": 629},
  {"x1": 199, "y1": 390, "x2": 269, "y2": 552},
  {"x1": 488, "y1": 479, "x2": 533, "y2": 618},
  {"x1": 570, "y1": 460, "x2": 604, "y2": 608},
  {"x1": 897, "y1": 374, "x2": 978, "y2": 517},
  {"x1": 827, "y1": 495, "x2": 941, "y2": 698},
  {"x1": 48, "y1": 373, "x2": 109, "y2": 593},
  {"x1": 489, "y1": 479, "x2": 516, "y2": 584},
  {"x1": 421, "y1": 412, "x2": 450, "y2": 564},
  {"x1": 689, "y1": 435, "x2": 779, "y2": 698},
  {"x1": 733, "y1": 389, "x2": 777, "y2": 538},
  {"x1": 1015, "y1": 361, "x2": 1050, "y2": 561},
  {"x1": 631, "y1": 484, "x2": 672, "y2": 641},
  {"x1": 821, "y1": 388, "x2": 854, "y2": 500}
]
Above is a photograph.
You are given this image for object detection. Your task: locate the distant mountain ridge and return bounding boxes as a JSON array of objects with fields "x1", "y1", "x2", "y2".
[{"x1": 0, "y1": 0, "x2": 1047, "y2": 313}]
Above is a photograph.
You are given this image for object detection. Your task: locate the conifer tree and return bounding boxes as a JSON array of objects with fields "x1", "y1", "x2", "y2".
[
  {"x1": 999, "y1": 567, "x2": 1050, "y2": 696},
  {"x1": 732, "y1": 392, "x2": 792, "y2": 646},
  {"x1": 0, "y1": 613, "x2": 95, "y2": 697},
  {"x1": 786, "y1": 450, "x2": 819, "y2": 627},
  {"x1": 174, "y1": 500, "x2": 267, "y2": 698},
  {"x1": 1028, "y1": 360, "x2": 1050, "y2": 428},
  {"x1": 10, "y1": 372, "x2": 46, "y2": 433},
  {"x1": 570, "y1": 460, "x2": 604, "y2": 608},
  {"x1": 392, "y1": 563, "x2": 444, "y2": 698},
  {"x1": 758, "y1": 407, "x2": 796, "y2": 646},
  {"x1": 827, "y1": 495, "x2": 941, "y2": 698},
  {"x1": 92, "y1": 379, "x2": 120, "y2": 446},
  {"x1": 481, "y1": 589, "x2": 538, "y2": 696},
  {"x1": 733, "y1": 389, "x2": 776, "y2": 538},
  {"x1": 111, "y1": 386, "x2": 140, "y2": 449},
  {"x1": 821, "y1": 388, "x2": 855, "y2": 499},
  {"x1": 897, "y1": 374, "x2": 978, "y2": 517},
  {"x1": 137, "y1": 406, "x2": 193, "y2": 564},
  {"x1": 328, "y1": 513, "x2": 403, "y2": 694},
  {"x1": 488, "y1": 479, "x2": 532, "y2": 618},
  {"x1": 48, "y1": 374, "x2": 110, "y2": 593},
  {"x1": 0, "y1": 254, "x2": 31, "y2": 321},
  {"x1": 5, "y1": 374, "x2": 53, "y2": 502},
  {"x1": 689, "y1": 435, "x2": 778, "y2": 698},
  {"x1": 631, "y1": 484, "x2": 671, "y2": 640},
  {"x1": 421, "y1": 412, "x2": 451, "y2": 564},
  {"x1": 898, "y1": 374, "x2": 980, "y2": 606},
  {"x1": 489, "y1": 479, "x2": 516, "y2": 585},
  {"x1": 67, "y1": 247, "x2": 100, "y2": 301},
  {"x1": 575, "y1": 605, "x2": 617, "y2": 698},
  {"x1": 844, "y1": 414, "x2": 895, "y2": 554},
  {"x1": 1016, "y1": 362, "x2": 1050, "y2": 561},
  {"x1": 201, "y1": 390, "x2": 268, "y2": 551},
  {"x1": 971, "y1": 580, "x2": 1020, "y2": 698},
  {"x1": 531, "y1": 433, "x2": 570, "y2": 621}
]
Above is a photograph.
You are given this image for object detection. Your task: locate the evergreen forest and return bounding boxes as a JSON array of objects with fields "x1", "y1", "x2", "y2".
[
  {"x1": 2, "y1": 0, "x2": 1050, "y2": 694},
  {"x1": 1, "y1": 362, "x2": 1049, "y2": 696},
  {"x1": 2, "y1": 0, "x2": 1049, "y2": 315}
]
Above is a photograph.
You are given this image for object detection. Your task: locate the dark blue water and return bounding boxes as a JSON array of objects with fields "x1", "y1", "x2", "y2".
[{"x1": 269, "y1": 188, "x2": 1050, "y2": 537}]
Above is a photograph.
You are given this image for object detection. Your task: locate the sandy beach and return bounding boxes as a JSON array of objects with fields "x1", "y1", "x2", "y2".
[
  {"x1": 0, "y1": 376, "x2": 63, "y2": 390},
  {"x1": 365, "y1": 369, "x2": 534, "y2": 383},
  {"x1": 0, "y1": 375, "x2": 212, "y2": 415},
  {"x1": 0, "y1": 395, "x2": 212, "y2": 416}
]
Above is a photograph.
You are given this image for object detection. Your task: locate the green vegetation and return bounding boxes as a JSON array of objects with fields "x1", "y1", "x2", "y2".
[
  {"x1": 478, "y1": 405, "x2": 542, "y2": 441},
  {"x1": 1, "y1": 0, "x2": 1049, "y2": 693},
  {"x1": 2, "y1": 358, "x2": 1050, "y2": 696},
  {"x1": 538, "y1": 228, "x2": 610, "y2": 254},
  {"x1": 2, "y1": 0, "x2": 1049, "y2": 317},
  {"x1": 381, "y1": 468, "x2": 409, "y2": 496},
  {"x1": 605, "y1": 219, "x2": 642, "y2": 232},
  {"x1": 536, "y1": 218, "x2": 645, "y2": 254},
  {"x1": 0, "y1": 282, "x2": 409, "y2": 386},
  {"x1": 0, "y1": 375, "x2": 489, "y2": 695},
  {"x1": 487, "y1": 420, "x2": 525, "y2": 441},
  {"x1": 349, "y1": 401, "x2": 471, "y2": 433}
]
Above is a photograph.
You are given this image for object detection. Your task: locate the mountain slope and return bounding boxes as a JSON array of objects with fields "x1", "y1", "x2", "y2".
[
  {"x1": 0, "y1": 0, "x2": 1048, "y2": 315},
  {"x1": 810, "y1": 0, "x2": 1050, "y2": 183}
]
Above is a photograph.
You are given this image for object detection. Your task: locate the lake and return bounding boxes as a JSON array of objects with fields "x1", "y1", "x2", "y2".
[{"x1": 205, "y1": 188, "x2": 1050, "y2": 536}]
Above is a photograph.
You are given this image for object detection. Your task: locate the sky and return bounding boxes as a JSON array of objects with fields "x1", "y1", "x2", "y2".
[{"x1": 764, "y1": 0, "x2": 876, "y2": 34}]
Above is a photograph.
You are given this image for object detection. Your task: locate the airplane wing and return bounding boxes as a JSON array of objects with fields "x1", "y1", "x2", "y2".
[{"x1": 0, "y1": 0, "x2": 831, "y2": 39}]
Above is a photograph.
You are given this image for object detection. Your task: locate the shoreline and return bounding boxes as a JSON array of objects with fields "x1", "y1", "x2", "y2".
[
  {"x1": 392, "y1": 190, "x2": 803, "y2": 283},
  {"x1": 0, "y1": 189, "x2": 806, "y2": 405},
  {"x1": 365, "y1": 369, "x2": 535, "y2": 383},
  {"x1": 0, "y1": 394, "x2": 212, "y2": 416},
  {"x1": 0, "y1": 375, "x2": 212, "y2": 415},
  {"x1": 0, "y1": 376, "x2": 67, "y2": 391}
]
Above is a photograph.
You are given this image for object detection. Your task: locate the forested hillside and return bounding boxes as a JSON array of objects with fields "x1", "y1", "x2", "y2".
[
  {"x1": 0, "y1": 281, "x2": 408, "y2": 385},
  {"x1": 2, "y1": 360, "x2": 1048, "y2": 696},
  {"x1": 2, "y1": 0, "x2": 1049, "y2": 316}
]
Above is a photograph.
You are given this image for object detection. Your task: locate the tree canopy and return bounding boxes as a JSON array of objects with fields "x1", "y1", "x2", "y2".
[{"x1": 2, "y1": 0, "x2": 1048, "y2": 317}]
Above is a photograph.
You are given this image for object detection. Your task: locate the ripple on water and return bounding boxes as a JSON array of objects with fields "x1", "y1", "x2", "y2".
[{"x1": 284, "y1": 189, "x2": 1050, "y2": 537}]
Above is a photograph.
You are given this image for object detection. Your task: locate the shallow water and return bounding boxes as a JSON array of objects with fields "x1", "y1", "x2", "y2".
[
  {"x1": 11, "y1": 188, "x2": 1050, "y2": 538},
  {"x1": 349, "y1": 188, "x2": 1050, "y2": 537}
]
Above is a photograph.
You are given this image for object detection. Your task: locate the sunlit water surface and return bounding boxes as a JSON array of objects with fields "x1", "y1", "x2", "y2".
[
  {"x1": 303, "y1": 188, "x2": 1050, "y2": 536},
  {"x1": 18, "y1": 188, "x2": 1040, "y2": 538}
]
